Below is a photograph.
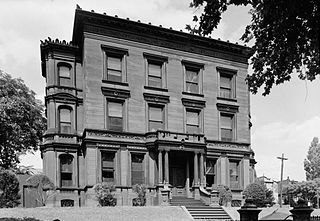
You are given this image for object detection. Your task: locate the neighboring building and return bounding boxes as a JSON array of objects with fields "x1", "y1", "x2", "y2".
[
  {"x1": 40, "y1": 6, "x2": 256, "y2": 207},
  {"x1": 257, "y1": 175, "x2": 278, "y2": 203}
]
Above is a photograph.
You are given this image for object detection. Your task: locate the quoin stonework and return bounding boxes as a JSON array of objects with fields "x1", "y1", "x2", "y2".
[{"x1": 40, "y1": 6, "x2": 256, "y2": 207}]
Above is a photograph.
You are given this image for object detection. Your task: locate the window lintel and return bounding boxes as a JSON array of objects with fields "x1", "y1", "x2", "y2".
[
  {"x1": 182, "y1": 60, "x2": 204, "y2": 69},
  {"x1": 101, "y1": 45, "x2": 128, "y2": 56},
  {"x1": 217, "y1": 66, "x2": 237, "y2": 76},
  {"x1": 143, "y1": 52, "x2": 168, "y2": 63},
  {"x1": 217, "y1": 103, "x2": 238, "y2": 113}
]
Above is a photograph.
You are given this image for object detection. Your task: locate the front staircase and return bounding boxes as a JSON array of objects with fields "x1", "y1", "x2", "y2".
[{"x1": 171, "y1": 196, "x2": 231, "y2": 220}]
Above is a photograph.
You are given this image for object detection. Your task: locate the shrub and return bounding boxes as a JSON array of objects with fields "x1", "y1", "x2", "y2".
[
  {"x1": 243, "y1": 181, "x2": 274, "y2": 207},
  {"x1": 93, "y1": 183, "x2": 116, "y2": 206},
  {"x1": 132, "y1": 184, "x2": 146, "y2": 206},
  {"x1": 0, "y1": 169, "x2": 20, "y2": 208},
  {"x1": 217, "y1": 185, "x2": 232, "y2": 206}
]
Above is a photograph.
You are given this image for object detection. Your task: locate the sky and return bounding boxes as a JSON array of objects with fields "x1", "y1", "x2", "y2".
[{"x1": 0, "y1": 0, "x2": 319, "y2": 182}]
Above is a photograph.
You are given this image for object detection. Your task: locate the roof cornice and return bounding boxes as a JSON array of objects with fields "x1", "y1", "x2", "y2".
[{"x1": 72, "y1": 9, "x2": 253, "y2": 64}]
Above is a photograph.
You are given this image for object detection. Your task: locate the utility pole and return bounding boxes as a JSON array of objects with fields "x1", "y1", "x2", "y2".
[{"x1": 277, "y1": 153, "x2": 288, "y2": 208}]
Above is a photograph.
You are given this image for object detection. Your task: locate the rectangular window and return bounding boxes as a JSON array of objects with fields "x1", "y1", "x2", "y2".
[
  {"x1": 60, "y1": 109, "x2": 71, "y2": 134},
  {"x1": 220, "y1": 114, "x2": 234, "y2": 141},
  {"x1": 149, "y1": 106, "x2": 164, "y2": 132},
  {"x1": 148, "y1": 63, "x2": 162, "y2": 88},
  {"x1": 229, "y1": 161, "x2": 240, "y2": 189},
  {"x1": 102, "y1": 152, "x2": 115, "y2": 184},
  {"x1": 60, "y1": 155, "x2": 73, "y2": 187},
  {"x1": 106, "y1": 56, "x2": 122, "y2": 82},
  {"x1": 186, "y1": 110, "x2": 200, "y2": 134},
  {"x1": 206, "y1": 159, "x2": 216, "y2": 187},
  {"x1": 185, "y1": 68, "x2": 199, "y2": 94},
  {"x1": 131, "y1": 154, "x2": 144, "y2": 185},
  {"x1": 58, "y1": 64, "x2": 72, "y2": 86},
  {"x1": 108, "y1": 101, "x2": 123, "y2": 131},
  {"x1": 220, "y1": 74, "x2": 232, "y2": 98}
]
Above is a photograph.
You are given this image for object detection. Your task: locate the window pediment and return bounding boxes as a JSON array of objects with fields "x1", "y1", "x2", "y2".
[
  {"x1": 181, "y1": 98, "x2": 205, "y2": 109},
  {"x1": 217, "y1": 103, "x2": 239, "y2": 113},
  {"x1": 101, "y1": 87, "x2": 130, "y2": 99},
  {"x1": 143, "y1": 93, "x2": 169, "y2": 104}
]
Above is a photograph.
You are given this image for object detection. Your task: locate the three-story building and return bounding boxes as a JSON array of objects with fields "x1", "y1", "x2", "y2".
[{"x1": 40, "y1": 7, "x2": 256, "y2": 207}]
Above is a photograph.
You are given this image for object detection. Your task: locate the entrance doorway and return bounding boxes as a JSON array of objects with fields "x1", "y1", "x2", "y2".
[{"x1": 169, "y1": 151, "x2": 192, "y2": 196}]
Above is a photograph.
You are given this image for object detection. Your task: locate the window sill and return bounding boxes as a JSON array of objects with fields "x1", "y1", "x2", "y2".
[
  {"x1": 102, "y1": 80, "x2": 129, "y2": 87},
  {"x1": 182, "y1": 91, "x2": 204, "y2": 97},
  {"x1": 217, "y1": 96, "x2": 237, "y2": 102},
  {"x1": 144, "y1": 85, "x2": 168, "y2": 92}
]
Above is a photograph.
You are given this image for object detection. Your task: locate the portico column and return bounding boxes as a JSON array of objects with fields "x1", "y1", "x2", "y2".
[
  {"x1": 164, "y1": 150, "x2": 169, "y2": 184},
  {"x1": 200, "y1": 153, "x2": 204, "y2": 186},
  {"x1": 194, "y1": 152, "x2": 199, "y2": 186},
  {"x1": 158, "y1": 150, "x2": 163, "y2": 184}
]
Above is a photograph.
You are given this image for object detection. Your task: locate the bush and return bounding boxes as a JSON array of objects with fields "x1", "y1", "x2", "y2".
[
  {"x1": 93, "y1": 183, "x2": 116, "y2": 206},
  {"x1": 217, "y1": 185, "x2": 232, "y2": 206},
  {"x1": 0, "y1": 169, "x2": 20, "y2": 208},
  {"x1": 132, "y1": 184, "x2": 146, "y2": 206},
  {"x1": 243, "y1": 181, "x2": 274, "y2": 207}
]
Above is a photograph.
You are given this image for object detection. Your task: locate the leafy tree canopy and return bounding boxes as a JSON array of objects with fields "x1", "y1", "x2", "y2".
[
  {"x1": 187, "y1": 0, "x2": 319, "y2": 95},
  {"x1": 0, "y1": 70, "x2": 46, "y2": 169},
  {"x1": 286, "y1": 179, "x2": 320, "y2": 207},
  {"x1": 0, "y1": 169, "x2": 20, "y2": 208},
  {"x1": 304, "y1": 137, "x2": 320, "y2": 181},
  {"x1": 243, "y1": 181, "x2": 274, "y2": 207}
]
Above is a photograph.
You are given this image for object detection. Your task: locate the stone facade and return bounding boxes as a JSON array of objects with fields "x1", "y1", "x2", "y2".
[{"x1": 40, "y1": 7, "x2": 256, "y2": 207}]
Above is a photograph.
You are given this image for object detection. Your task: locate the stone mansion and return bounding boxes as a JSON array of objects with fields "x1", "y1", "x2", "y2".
[{"x1": 40, "y1": 6, "x2": 256, "y2": 207}]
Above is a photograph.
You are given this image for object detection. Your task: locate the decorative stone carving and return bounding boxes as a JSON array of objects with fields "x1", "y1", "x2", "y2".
[{"x1": 207, "y1": 142, "x2": 250, "y2": 150}]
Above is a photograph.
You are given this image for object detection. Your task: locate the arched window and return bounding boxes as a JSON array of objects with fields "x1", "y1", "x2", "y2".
[
  {"x1": 60, "y1": 154, "x2": 73, "y2": 187},
  {"x1": 59, "y1": 108, "x2": 72, "y2": 133}
]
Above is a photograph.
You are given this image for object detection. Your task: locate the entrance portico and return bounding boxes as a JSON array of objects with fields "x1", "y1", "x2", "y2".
[{"x1": 157, "y1": 146, "x2": 206, "y2": 199}]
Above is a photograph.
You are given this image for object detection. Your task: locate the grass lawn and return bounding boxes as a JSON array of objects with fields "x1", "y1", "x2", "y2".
[{"x1": 0, "y1": 206, "x2": 193, "y2": 221}]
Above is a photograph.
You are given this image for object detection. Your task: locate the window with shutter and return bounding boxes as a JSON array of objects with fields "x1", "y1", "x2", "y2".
[{"x1": 131, "y1": 154, "x2": 144, "y2": 185}]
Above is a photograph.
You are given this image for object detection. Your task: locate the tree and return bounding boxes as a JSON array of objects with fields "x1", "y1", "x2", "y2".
[
  {"x1": 304, "y1": 137, "x2": 320, "y2": 181},
  {"x1": 25, "y1": 174, "x2": 55, "y2": 206},
  {"x1": 187, "y1": 0, "x2": 319, "y2": 95},
  {"x1": 0, "y1": 169, "x2": 20, "y2": 208},
  {"x1": 243, "y1": 181, "x2": 274, "y2": 207},
  {"x1": 0, "y1": 70, "x2": 46, "y2": 169},
  {"x1": 287, "y1": 179, "x2": 320, "y2": 207}
]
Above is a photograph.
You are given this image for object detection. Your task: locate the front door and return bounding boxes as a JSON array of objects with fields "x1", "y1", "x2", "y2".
[{"x1": 169, "y1": 151, "x2": 187, "y2": 196}]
